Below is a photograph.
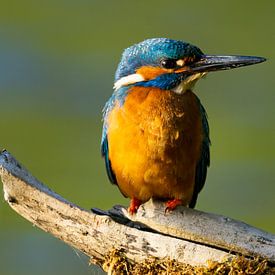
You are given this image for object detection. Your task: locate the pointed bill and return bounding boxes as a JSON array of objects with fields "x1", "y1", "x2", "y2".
[{"x1": 188, "y1": 55, "x2": 266, "y2": 73}]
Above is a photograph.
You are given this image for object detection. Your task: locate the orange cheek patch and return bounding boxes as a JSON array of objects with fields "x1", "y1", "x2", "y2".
[
  {"x1": 175, "y1": 66, "x2": 190, "y2": 73},
  {"x1": 136, "y1": 66, "x2": 171, "y2": 80}
]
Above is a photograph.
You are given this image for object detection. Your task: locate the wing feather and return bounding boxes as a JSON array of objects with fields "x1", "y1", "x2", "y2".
[
  {"x1": 190, "y1": 102, "x2": 210, "y2": 208},
  {"x1": 101, "y1": 94, "x2": 118, "y2": 185},
  {"x1": 101, "y1": 87, "x2": 130, "y2": 185}
]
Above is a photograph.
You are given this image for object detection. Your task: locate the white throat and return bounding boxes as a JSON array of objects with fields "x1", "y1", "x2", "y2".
[{"x1": 172, "y1": 72, "x2": 207, "y2": 94}]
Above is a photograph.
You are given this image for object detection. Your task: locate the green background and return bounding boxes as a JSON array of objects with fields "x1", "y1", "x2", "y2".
[{"x1": 0, "y1": 1, "x2": 274, "y2": 274}]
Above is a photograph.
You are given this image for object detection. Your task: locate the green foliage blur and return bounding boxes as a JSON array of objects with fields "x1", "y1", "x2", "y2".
[{"x1": 0, "y1": 1, "x2": 274, "y2": 274}]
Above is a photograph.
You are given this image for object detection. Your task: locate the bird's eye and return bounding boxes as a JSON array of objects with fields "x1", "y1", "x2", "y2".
[{"x1": 160, "y1": 59, "x2": 177, "y2": 69}]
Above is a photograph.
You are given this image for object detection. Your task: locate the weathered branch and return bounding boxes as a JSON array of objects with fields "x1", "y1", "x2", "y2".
[{"x1": 0, "y1": 150, "x2": 274, "y2": 271}]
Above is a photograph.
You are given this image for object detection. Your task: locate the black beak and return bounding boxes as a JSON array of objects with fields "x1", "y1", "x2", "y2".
[{"x1": 188, "y1": 55, "x2": 266, "y2": 73}]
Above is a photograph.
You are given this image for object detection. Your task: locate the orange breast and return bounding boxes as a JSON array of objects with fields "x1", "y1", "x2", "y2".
[{"x1": 107, "y1": 87, "x2": 204, "y2": 205}]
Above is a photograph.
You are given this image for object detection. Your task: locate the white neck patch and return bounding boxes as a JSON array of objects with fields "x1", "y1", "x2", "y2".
[
  {"x1": 172, "y1": 72, "x2": 207, "y2": 94},
  {"x1": 113, "y1": 73, "x2": 145, "y2": 91}
]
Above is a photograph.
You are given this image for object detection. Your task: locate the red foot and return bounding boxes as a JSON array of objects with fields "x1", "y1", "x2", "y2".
[
  {"x1": 165, "y1": 199, "x2": 183, "y2": 213},
  {"x1": 128, "y1": 198, "x2": 142, "y2": 215}
]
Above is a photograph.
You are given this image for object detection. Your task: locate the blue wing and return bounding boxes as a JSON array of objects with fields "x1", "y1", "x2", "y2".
[
  {"x1": 190, "y1": 102, "x2": 210, "y2": 208},
  {"x1": 101, "y1": 131, "x2": 117, "y2": 185},
  {"x1": 101, "y1": 94, "x2": 118, "y2": 185},
  {"x1": 101, "y1": 87, "x2": 129, "y2": 185}
]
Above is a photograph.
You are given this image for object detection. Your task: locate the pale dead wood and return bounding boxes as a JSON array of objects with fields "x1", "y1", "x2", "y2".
[
  {"x1": 122, "y1": 200, "x2": 275, "y2": 261},
  {"x1": 0, "y1": 150, "x2": 274, "y2": 270}
]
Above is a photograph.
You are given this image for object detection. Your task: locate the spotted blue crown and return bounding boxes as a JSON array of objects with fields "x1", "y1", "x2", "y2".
[{"x1": 115, "y1": 38, "x2": 204, "y2": 81}]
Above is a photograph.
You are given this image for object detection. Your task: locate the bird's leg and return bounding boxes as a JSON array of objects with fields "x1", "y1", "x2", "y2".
[
  {"x1": 128, "y1": 198, "x2": 142, "y2": 215},
  {"x1": 165, "y1": 198, "x2": 183, "y2": 212}
]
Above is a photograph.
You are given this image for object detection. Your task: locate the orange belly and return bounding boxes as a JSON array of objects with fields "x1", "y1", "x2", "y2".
[{"x1": 107, "y1": 87, "x2": 203, "y2": 205}]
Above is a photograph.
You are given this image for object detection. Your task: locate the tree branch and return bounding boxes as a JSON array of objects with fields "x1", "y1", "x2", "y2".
[{"x1": 0, "y1": 150, "x2": 274, "y2": 270}]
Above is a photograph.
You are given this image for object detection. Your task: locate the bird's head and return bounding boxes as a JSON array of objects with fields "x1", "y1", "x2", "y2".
[{"x1": 114, "y1": 38, "x2": 266, "y2": 93}]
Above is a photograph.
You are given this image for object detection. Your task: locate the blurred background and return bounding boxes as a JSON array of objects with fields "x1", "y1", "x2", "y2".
[{"x1": 0, "y1": 1, "x2": 274, "y2": 274}]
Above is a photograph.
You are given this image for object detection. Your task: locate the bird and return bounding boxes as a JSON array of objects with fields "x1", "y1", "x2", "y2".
[{"x1": 101, "y1": 38, "x2": 266, "y2": 215}]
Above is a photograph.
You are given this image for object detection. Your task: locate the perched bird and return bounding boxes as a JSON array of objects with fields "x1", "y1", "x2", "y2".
[{"x1": 101, "y1": 38, "x2": 265, "y2": 214}]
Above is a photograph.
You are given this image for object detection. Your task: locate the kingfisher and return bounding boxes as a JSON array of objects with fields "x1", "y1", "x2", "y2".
[{"x1": 101, "y1": 38, "x2": 265, "y2": 214}]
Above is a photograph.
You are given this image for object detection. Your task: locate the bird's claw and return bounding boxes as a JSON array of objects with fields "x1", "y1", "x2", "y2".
[
  {"x1": 165, "y1": 199, "x2": 183, "y2": 213},
  {"x1": 128, "y1": 198, "x2": 142, "y2": 215}
]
